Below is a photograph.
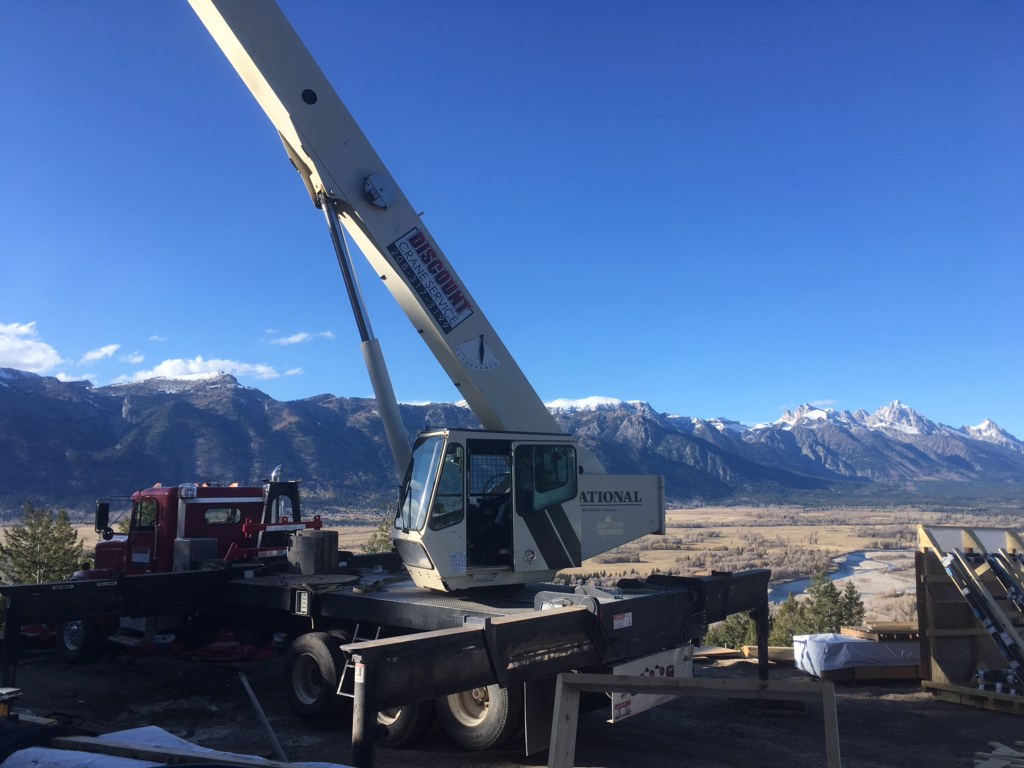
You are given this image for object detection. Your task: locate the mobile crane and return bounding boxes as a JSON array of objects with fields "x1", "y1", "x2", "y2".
[
  {"x1": 0, "y1": 2, "x2": 771, "y2": 763},
  {"x1": 188, "y1": 0, "x2": 666, "y2": 594}
]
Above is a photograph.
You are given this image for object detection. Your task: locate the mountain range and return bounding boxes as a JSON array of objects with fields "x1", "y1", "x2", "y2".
[{"x1": 1, "y1": 367, "x2": 1021, "y2": 515}]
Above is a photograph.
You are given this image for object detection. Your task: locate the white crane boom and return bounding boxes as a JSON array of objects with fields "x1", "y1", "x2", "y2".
[{"x1": 189, "y1": 0, "x2": 563, "y2": 441}]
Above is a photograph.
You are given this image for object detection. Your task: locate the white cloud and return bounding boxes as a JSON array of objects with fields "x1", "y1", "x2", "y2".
[
  {"x1": 809, "y1": 399, "x2": 840, "y2": 409},
  {"x1": 115, "y1": 355, "x2": 280, "y2": 382},
  {"x1": 270, "y1": 330, "x2": 334, "y2": 346},
  {"x1": 0, "y1": 322, "x2": 62, "y2": 372},
  {"x1": 285, "y1": 367, "x2": 304, "y2": 376},
  {"x1": 79, "y1": 343, "x2": 120, "y2": 364},
  {"x1": 120, "y1": 351, "x2": 145, "y2": 364},
  {"x1": 148, "y1": 335, "x2": 167, "y2": 342}
]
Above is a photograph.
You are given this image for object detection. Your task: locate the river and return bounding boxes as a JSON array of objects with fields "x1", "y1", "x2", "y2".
[{"x1": 767, "y1": 550, "x2": 900, "y2": 603}]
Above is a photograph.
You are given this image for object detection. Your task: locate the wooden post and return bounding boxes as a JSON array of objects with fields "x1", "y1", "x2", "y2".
[
  {"x1": 547, "y1": 673, "x2": 582, "y2": 768},
  {"x1": 753, "y1": 602, "x2": 770, "y2": 680},
  {"x1": 547, "y1": 674, "x2": 842, "y2": 768}
]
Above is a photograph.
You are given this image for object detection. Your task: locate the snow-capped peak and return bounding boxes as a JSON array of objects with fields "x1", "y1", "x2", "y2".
[
  {"x1": 866, "y1": 400, "x2": 938, "y2": 436},
  {"x1": 962, "y1": 419, "x2": 1024, "y2": 453},
  {"x1": 773, "y1": 404, "x2": 847, "y2": 430}
]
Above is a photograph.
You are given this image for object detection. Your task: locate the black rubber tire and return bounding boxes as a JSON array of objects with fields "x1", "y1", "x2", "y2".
[
  {"x1": 376, "y1": 700, "x2": 436, "y2": 747},
  {"x1": 55, "y1": 619, "x2": 107, "y2": 665},
  {"x1": 283, "y1": 632, "x2": 347, "y2": 724},
  {"x1": 435, "y1": 683, "x2": 523, "y2": 750}
]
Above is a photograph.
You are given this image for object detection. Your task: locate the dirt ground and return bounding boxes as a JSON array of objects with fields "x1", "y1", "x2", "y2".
[{"x1": 6, "y1": 643, "x2": 1021, "y2": 768}]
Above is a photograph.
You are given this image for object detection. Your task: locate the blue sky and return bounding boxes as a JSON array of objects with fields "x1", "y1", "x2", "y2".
[{"x1": 2, "y1": 2, "x2": 1022, "y2": 437}]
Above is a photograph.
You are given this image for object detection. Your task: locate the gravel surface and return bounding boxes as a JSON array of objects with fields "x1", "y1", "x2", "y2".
[{"x1": 6, "y1": 645, "x2": 1021, "y2": 767}]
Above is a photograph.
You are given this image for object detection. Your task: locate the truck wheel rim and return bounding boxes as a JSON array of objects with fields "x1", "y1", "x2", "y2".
[
  {"x1": 62, "y1": 621, "x2": 85, "y2": 650},
  {"x1": 292, "y1": 653, "x2": 324, "y2": 705},
  {"x1": 447, "y1": 687, "x2": 489, "y2": 726}
]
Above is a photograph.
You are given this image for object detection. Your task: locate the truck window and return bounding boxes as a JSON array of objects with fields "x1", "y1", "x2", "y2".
[
  {"x1": 428, "y1": 445, "x2": 464, "y2": 530},
  {"x1": 133, "y1": 499, "x2": 158, "y2": 531},
  {"x1": 204, "y1": 507, "x2": 242, "y2": 525}
]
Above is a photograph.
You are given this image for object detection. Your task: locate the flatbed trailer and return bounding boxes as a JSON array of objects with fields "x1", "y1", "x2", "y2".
[{"x1": 0, "y1": 554, "x2": 769, "y2": 763}]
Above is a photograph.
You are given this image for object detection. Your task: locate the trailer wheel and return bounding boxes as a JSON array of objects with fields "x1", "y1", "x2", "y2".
[
  {"x1": 284, "y1": 632, "x2": 346, "y2": 724},
  {"x1": 436, "y1": 683, "x2": 522, "y2": 750},
  {"x1": 376, "y1": 701, "x2": 435, "y2": 747},
  {"x1": 55, "y1": 620, "x2": 106, "y2": 665}
]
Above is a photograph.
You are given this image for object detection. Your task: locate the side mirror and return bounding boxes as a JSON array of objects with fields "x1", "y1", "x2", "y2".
[
  {"x1": 95, "y1": 501, "x2": 110, "y2": 534},
  {"x1": 102, "y1": 527, "x2": 115, "y2": 541}
]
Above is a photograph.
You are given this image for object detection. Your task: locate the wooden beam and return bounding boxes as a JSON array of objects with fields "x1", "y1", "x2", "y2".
[{"x1": 49, "y1": 735, "x2": 307, "y2": 767}]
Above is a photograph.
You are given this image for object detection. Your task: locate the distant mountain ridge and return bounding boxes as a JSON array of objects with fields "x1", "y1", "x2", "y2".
[{"x1": 0, "y1": 367, "x2": 1021, "y2": 513}]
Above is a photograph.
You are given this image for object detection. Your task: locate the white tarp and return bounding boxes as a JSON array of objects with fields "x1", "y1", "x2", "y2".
[
  {"x1": 793, "y1": 633, "x2": 920, "y2": 677},
  {"x1": 1, "y1": 724, "x2": 351, "y2": 768}
]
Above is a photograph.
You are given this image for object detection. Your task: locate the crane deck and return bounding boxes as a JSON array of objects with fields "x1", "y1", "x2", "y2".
[{"x1": 225, "y1": 569, "x2": 575, "y2": 633}]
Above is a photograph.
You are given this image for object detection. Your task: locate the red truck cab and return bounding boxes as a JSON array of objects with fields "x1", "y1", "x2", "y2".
[{"x1": 93, "y1": 481, "x2": 310, "y2": 575}]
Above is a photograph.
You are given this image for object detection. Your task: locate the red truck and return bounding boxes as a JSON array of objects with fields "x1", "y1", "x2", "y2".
[{"x1": 59, "y1": 476, "x2": 321, "y2": 663}]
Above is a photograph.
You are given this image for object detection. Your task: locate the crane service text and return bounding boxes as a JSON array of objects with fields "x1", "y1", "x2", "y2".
[{"x1": 388, "y1": 228, "x2": 473, "y2": 333}]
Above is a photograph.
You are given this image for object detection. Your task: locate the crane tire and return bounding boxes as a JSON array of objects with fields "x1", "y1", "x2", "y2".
[
  {"x1": 435, "y1": 683, "x2": 523, "y2": 750},
  {"x1": 55, "y1": 620, "x2": 106, "y2": 665},
  {"x1": 376, "y1": 700, "x2": 435, "y2": 747},
  {"x1": 284, "y1": 632, "x2": 346, "y2": 724}
]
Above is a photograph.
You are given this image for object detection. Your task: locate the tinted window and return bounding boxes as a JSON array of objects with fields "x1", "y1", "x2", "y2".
[{"x1": 204, "y1": 507, "x2": 242, "y2": 525}]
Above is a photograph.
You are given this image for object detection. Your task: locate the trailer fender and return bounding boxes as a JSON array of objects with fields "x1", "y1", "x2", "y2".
[
  {"x1": 436, "y1": 683, "x2": 523, "y2": 750},
  {"x1": 376, "y1": 700, "x2": 436, "y2": 747}
]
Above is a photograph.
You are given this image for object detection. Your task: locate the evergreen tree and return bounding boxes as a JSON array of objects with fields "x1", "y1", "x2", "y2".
[
  {"x1": 0, "y1": 502, "x2": 85, "y2": 584},
  {"x1": 361, "y1": 509, "x2": 396, "y2": 554},
  {"x1": 838, "y1": 581, "x2": 866, "y2": 628},
  {"x1": 804, "y1": 570, "x2": 844, "y2": 633},
  {"x1": 769, "y1": 594, "x2": 808, "y2": 646},
  {"x1": 704, "y1": 612, "x2": 758, "y2": 649}
]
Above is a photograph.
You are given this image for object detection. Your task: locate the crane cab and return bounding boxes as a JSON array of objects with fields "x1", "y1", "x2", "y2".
[{"x1": 392, "y1": 429, "x2": 665, "y2": 591}]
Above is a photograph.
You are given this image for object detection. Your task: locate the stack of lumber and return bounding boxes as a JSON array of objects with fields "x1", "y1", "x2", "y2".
[
  {"x1": 740, "y1": 645, "x2": 795, "y2": 663},
  {"x1": 917, "y1": 525, "x2": 1024, "y2": 714},
  {"x1": 841, "y1": 622, "x2": 919, "y2": 642},
  {"x1": 975, "y1": 740, "x2": 1024, "y2": 767}
]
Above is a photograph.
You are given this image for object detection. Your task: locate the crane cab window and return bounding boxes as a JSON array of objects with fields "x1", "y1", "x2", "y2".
[
  {"x1": 132, "y1": 499, "x2": 158, "y2": 531},
  {"x1": 428, "y1": 445, "x2": 464, "y2": 530},
  {"x1": 514, "y1": 445, "x2": 577, "y2": 515},
  {"x1": 398, "y1": 436, "x2": 445, "y2": 531}
]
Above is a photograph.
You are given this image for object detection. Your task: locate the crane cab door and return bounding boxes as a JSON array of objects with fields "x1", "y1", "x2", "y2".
[
  {"x1": 465, "y1": 440, "x2": 514, "y2": 568},
  {"x1": 510, "y1": 443, "x2": 580, "y2": 573},
  {"x1": 463, "y1": 439, "x2": 581, "y2": 573}
]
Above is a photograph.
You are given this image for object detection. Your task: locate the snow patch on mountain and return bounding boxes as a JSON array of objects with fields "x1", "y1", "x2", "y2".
[
  {"x1": 708, "y1": 418, "x2": 749, "y2": 434},
  {"x1": 773, "y1": 404, "x2": 851, "y2": 430},
  {"x1": 104, "y1": 373, "x2": 242, "y2": 395},
  {"x1": 546, "y1": 396, "x2": 643, "y2": 412}
]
